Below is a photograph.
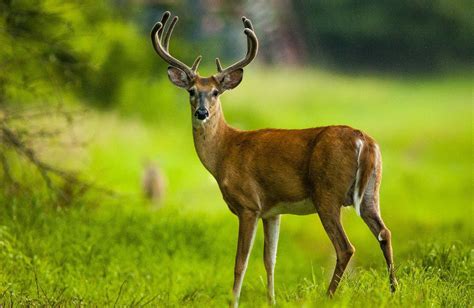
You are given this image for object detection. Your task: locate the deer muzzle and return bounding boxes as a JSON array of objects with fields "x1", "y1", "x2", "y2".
[{"x1": 194, "y1": 108, "x2": 209, "y2": 120}]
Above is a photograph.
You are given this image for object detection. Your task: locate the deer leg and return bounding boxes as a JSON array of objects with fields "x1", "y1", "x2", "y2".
[
  {"x1": 232, "y1": 210, "x2": 258, "y2": 307},
  {"x1": 263, "y1": 215, "x2": 281, "y2": 305},
  {"x1": 318, "y1": 207, "x2": 355, "y2": 296},
  {"x1": 360, "y1": 198, "x2": 398, "y2": 292}
]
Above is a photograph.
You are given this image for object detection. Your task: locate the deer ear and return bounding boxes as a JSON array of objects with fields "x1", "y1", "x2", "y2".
[
  {"x1": 167, "y1": 66, "x2": 191, "y2": 88},
  {"x1": 219, "y1": 69, "x2": 243, "y2": 90}
]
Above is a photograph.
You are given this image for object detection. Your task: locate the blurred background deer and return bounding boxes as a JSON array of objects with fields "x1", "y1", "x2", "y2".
[{"x1": 142, "y1": 159, "x2": 165, "y2": 206}]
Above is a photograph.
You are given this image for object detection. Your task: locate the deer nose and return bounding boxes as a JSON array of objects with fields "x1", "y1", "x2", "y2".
[{"x1": 194, "y1": 108, "x2": 209, "y2": 120}]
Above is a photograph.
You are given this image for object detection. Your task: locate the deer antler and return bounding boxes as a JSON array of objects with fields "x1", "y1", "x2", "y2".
[
  {"x1": 151, "y1": 11, "x2": 202, "y2": 78},
  {"x1": 215, "y1": 16, "x2": 258, "y2": 76}
]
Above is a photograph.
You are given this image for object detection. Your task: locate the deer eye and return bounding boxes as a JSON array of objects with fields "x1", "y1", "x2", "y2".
[
  {"x1": 211, "y1": 89, "x2": 219, "y2": 97},
  {"x1": 188, "y1": 89, "x2": 196, "y2": 96}
]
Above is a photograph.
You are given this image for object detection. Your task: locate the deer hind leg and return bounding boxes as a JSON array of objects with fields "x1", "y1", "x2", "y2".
[
  {"x1": 360, "y1": 182, "x2": 398, "y2": 292},
  {"x1": 316, "y1": 201, "x2": 355, "y2": 296}
]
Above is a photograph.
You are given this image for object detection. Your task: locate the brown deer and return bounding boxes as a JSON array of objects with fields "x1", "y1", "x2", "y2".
[
  {"x1": 142, "y1": 160, "x2": 165, "y2": 205},
  {"x1": 151, "y1": 11, "x2": 397, "y2": 306}
]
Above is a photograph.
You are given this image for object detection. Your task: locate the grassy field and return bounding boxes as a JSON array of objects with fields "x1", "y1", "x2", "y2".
[{"x1": 0, "y1": 69, "x2": 472, "y2": 306}]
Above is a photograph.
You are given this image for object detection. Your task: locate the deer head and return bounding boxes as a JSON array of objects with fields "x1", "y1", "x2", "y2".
[{"x1": 151, "y1": 11, "x2": 258, "y2": 124}]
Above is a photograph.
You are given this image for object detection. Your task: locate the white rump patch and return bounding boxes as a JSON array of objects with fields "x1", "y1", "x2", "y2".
[{"x1": 353, "y1": 139, "x2": 364, "y2": 216}]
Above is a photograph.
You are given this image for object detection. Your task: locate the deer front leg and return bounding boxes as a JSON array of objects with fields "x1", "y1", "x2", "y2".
[
  {"x1": 263, "y1": 215, "x2": 280, "y2": 305},
  {"x1": 232, "y1": 210, "x2": 258, "y2": 307}
]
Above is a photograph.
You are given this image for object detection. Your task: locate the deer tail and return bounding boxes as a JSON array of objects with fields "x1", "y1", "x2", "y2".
[{"x1": 353, "y1": 138, "x2": 377, "y2": 216}]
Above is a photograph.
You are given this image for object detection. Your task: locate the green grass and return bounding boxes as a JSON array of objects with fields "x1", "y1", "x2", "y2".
[{"x1": 0, "y1": 68, "x2": 472, "y2": 306}]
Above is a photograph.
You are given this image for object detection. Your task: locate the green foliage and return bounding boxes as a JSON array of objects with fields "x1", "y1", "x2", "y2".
[
  {"x1": 294, "y1": 0, "x2": 474, "y2": 71},
  {"x1": 0, "y1": 0, "x2": 167, "y2": 108},
  {"x1": 77, "y1": 20, "x2": 165, "y2": 108},
  {"x1": 0, "y1": 70, "x2": 472, "y2": 306},
  {"x1": 0, "y1": 0, "x2": 90, "y2": 104}
]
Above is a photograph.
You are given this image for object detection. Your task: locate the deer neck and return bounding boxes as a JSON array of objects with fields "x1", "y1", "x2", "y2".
[{"x1": 192, "y1": 102, "x2": 231, "y2": 177}]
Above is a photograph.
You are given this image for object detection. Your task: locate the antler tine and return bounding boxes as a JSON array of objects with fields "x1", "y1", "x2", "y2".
[
  {"x1": 151, "y1": 22, "x2": 164, "y2": 53},
  {"x1": 163, "y1": 15, "x2": 178, "y2": 52},
  {"x1": 151, "y1": 11, "x2": 197, "y2": 78},
  {"x1": 242, "y1": 17, "x2": 253, "y2": 55},
  {"x1": 191, "y1": 55, "x2": 202, "y2": 72},
  {"x1": 215, "y1": 58, "x2": 223, "y2": 72},
  {"x1": 157, "y1": 11, "x2": 170, "y2": 40},
  {"x1": 216, "y1": 18, "x2": 258, "y2": 76},
  {"x1": 243, "y1": 17, "x2": 254, "y2": 30}
]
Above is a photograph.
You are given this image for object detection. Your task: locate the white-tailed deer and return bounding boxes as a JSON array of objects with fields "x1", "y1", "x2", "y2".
[
  {"x1": 142, "y1": 160, "x2": 165, "y2": 205},
  {"x1": 151, "y1": 11, "x2": 397, "y2": 306}
]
